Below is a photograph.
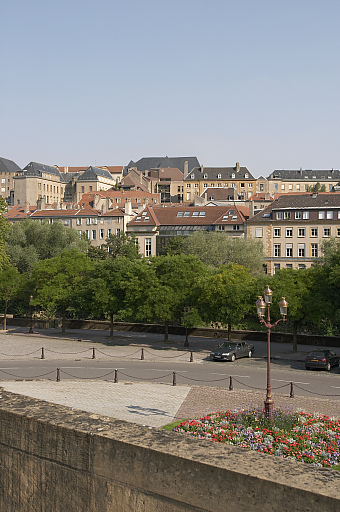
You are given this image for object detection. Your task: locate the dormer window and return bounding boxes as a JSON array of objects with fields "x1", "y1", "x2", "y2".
[
  {"x1": 245, "y1": 173, "x2": 249, "y2": 179},
  {"x1": 191, "y1": 174, "x2": 195, "y2": 179},
  {"x1": 203, "y1": 174, "x2": 208, "y2": 179},
  {"x1": 217, "y1": 173, "x2": 221, "y2": 179},
  {"x1": 232, "y1": 173, "x2": 235, "y2": 179}
]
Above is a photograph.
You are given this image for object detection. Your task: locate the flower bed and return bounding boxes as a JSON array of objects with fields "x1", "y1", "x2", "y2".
[{"x1": 172, "y1": 409, "x2": 340, "y2": 468}]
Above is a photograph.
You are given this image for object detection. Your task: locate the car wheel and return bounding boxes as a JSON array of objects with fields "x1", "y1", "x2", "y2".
[
  {"x1": 231, "y1": 354, "x2": 236, "y2": 362},
  {"x1": 248, "y1": 350, "x2": 252, "y2": 358},
  {"x1": 326, "y1": 362, "x2": 331, "y2": 372}
]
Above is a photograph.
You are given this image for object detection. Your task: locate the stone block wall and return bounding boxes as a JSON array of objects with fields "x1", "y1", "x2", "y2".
[{"x1": 0, "y1": 389, "x2": 339, "y2": 511}]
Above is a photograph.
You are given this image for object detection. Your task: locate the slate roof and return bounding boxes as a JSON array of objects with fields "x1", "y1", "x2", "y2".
[
  {"x1": 186, "y1": 166, "x2": 254, "y2": 180},
  {"x1": 0, "y1": 157, "x2": 22, "y2": 174},
  {"x1": 77, "y1": 166, "x2": 115, "y2": 181},
  {"x1": 248, "y1": 192, "x2": 340, "y2": 223},
  {"x1": 125, "y1": 156, "x2": 200, "y2": 175},
  {"x1": 267, "y1": 169, "x2": 340, "y2": 181},
  {"x1": 128, "y1": 205, "x2": 249, "y2": 228},
  {"x1": 23, "y1": 162, "x2": 62, "y2": 177}
]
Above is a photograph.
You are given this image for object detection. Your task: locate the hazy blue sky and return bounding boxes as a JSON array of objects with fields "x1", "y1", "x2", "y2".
[{"x1": 1, "y1": 0, "x2": 339, "y2": 177}]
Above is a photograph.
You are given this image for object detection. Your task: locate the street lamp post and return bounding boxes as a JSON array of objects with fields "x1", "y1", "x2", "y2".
[
  {"x1": 256, "y1": 286, "x2": 288, "y2": 418},
  {"x1": 29, "y1": 295, "x2": 34, "y2": 334}
]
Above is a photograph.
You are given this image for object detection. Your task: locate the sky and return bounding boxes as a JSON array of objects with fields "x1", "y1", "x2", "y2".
[{"x1": 1, "y1": 0, "x2": 340, "y2": 177}]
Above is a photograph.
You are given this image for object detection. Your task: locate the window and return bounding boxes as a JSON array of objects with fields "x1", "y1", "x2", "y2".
[
  {"x1": 186, "y1": 183, "x2": 191, "y2": 188},
  {"x1": 249, "y1": 183, "x2": 252, "y2": 188},
  {"x1": 233, "y1": 225, "x2": 240, "y2": 230},
  {"x1": 296, "y1": 184, "x2": 300, "y2": 191},
  {"x1": 89, "y1": 186, "x2": 92, "y2": 192},
  {"x1": 78, "y1": 230, "x2": 82, "y2": 237},
  {"x1": 311, "y1": 244, "x2": 318, "y2": 257},
  {"x1": 177, "y1": 212, "x2": 183, "y2": 217},
  {"x1": 286, "y1": 244, "x2": 293, "y2": 257},
  {"x1": 194, "y1": 183, "x2": 198, "y2": 188},
  {"x1": 217, "y1": 183, "x2": 221, "y2": 187},
  {"x1": 319, "y1": 211, "x2": 325, "y2": 219},
  {"x1": 298, "y1": 228, "x2": 305, "y2": 237},
  {"x1": 274, "y1": 263, "x2": 280, "y2": 273},
  {"x1": 311, "y1": 228, "x2": 318, "y2": 237},
  {"x1": 288, "y1": 184, "x2": 293, "y2": 190},
  {"x1": 85, "y1": 230, "x2": 89, "y2": 239},
  {"x1": 284, "y1": 212, "x2": 291, "y2": 220},
  {"x1": 92, "y1": 230, "x2": 96, "y2": 240},
  {"x1": 232, "y1": 173, "x2": 235, "y2": 179},
  {"x1": 245, "y1": 173, "x2": 249, "y2": 179},
  {"x1": 116, "y1": 228, "x2": 121, "y2": 235},
  {"x1": 204, "y1": 183, "x2": 208, "y2": 188},
  {"x1": 255, "y1": 228, "x2": 263, "y2": 237},
  {"x1": 286, "y1": 228, "x2": 292, "y2": 237},
  {"x1": 274, "y1": 183, "x2": 278, "y2": 190},
  {"x1": 199, "y1": 211, "x2": 206, "y2": 216},
  {"x1": 192, "y1": 211, "x2": 199, "y2": 217},
  {"x1": 184, "y1": 211, "x2": 190, "y2": 217},
  {"x1": 286, "y1": 264, "x2": 293, "y2": 269},
  {"x1": 281, "y1": 184, "x2": 285, "y2": 191},
  {"x1": 327, "y1": 211, "x2": 333, "y2": 219},
  {"x1": 145, "y1": 238, "x2": 151, "y2": 257},
  {"x1": 274, "y1": 244, "x2": 281, "y2": 257},
  {"x1": 203, "y1": 174, "x2": 208, "y2": 179},
  {"x1": 337, "y1": 228, "x2": 340, "y2": 237},
  {"x1": 303, "y1": 211, "x2": 309, "y2": 219},
  {"x1": 298, "y1": 244, "x2": 305, "y2": 257},
  {"x1": 260, "y1": 184, "x2": 264, "y2": 191},
  {"x1": 217, "y1": 173, "x2": 221, "y2": 179},
  {"x1": 295, "y1": 211, "x2": 301, "y2": 219},
  {"x1": 240, "y1": 183, "x2": 245, "y2": 188},
  {"x1": 304, "y1": 184, "x2": 308, "y2": 191},
  {"x1": 298, "y1": 264, "x2": 306, "y2": 269},
  {"x1": 324, "y1": 228, "x2": 331, "y2": 237},
  {"x1": 100, "y1": 229, "x2": 104, "y2": 239},
  {"x1": 107, "y1": 229, "x2": 111, "y2": 236},
  {"x1": 186, "y1": 192, "x2": 191, "y2": 201},
  {"x1": 210, "y1": 183, "x2": 214, "y2": 187},
  {"x1": 191, "y1": 174, "x2": 195, "y2": 179},
  {"x1": 276, "y1": 212, "x2": 283, "y2": 220},
  {"x1": 274, "y1": 228, "x2": 280, "y2": 237}
]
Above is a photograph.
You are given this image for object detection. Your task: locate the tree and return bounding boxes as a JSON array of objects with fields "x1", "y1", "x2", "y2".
[
  {"x1": 105, "y1": 232, "x2": 141, "y2": 259},
  {"x1": 198, "y1": 264, "x2": 255, "y2": 340},
  {"x1": 0, "y1": 197, "x2": 10, "y2": 269},
  {"x1": 141, "y1": 255, "x2": 208, "y2": 342},
  {"x1": 31, "y1": 250, "x2": 94, "y2": 333},
  {"x1": 6, "y1": 219, "x2": 89, "y2": 273},
  {"x1": 181, "y1": 232, "x2": 265, "y2": 275},
  {"x1": 161, "y1": 235, "x2": 185, "y2": 256},
  {"x1": 0, "y1": 264, "x2": 21, "y2": 330}
]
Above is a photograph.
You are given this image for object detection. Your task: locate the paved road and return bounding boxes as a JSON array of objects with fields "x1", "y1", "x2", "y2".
[{"x1": 1, "y1": 327, "x2": 339, "y2": 426}]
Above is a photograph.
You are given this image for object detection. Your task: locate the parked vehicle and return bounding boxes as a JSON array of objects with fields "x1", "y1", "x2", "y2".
[
  {"x1": 305, "y1": 350, "x2": 339, "y2": 371},
  {"x1": 210, "y1": 341, "x2": 254, "y2": 362}
]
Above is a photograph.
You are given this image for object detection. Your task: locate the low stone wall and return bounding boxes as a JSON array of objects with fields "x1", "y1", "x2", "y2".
[{"x1": 0, "y1": 389, "x2": 339, "y2": 511}]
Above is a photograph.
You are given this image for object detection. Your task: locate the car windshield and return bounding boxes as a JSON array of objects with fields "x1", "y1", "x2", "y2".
[{"x1": 220, "y1": 343, "x2": 237, "y2": 350}]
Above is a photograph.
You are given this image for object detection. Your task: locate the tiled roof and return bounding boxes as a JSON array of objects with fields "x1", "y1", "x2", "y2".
[
  {"x1": 186, "y1": 166, "x2": 254, "y2": 180},
  {"x1": 126, "y1": 156, "x2": 200, "y2": 175},
  {"x1": 77, "y1": 166, "x2": 115, "y2": 181},
  {"x1": 128, "y1": 205, "x2": 248, "y2": 228},
  {"x1": 201, "y1": 187, "x2": 236, "y2": 200},
  {"x1": 248, "y1": 192, "x2": 340, "y2": 223},
  {"x1": 0, "y1": 157, "x2": 22, "y2": 174},
  {"x1": 268, "y1": 169, "x2": 340, "y2": 181},
  {"x1": 247, "y1": 193, "x2": 274, "y2": 201},
  {"x1": 4, "y1": 205, "x2": 37, "y2": 220}
]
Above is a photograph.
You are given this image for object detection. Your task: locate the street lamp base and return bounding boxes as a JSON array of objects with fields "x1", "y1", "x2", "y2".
[{"x1": 264, "y1": 398, "x2": 274, "y2": 418}]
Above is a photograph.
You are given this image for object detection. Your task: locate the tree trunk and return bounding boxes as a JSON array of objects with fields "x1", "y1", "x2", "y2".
[
  {"x1": 110, "y1": 313, "x2": 114, "y2": 337},
  {"x1": 3, "y1": 313, "x2": 6, "y2": 331},
  {"x1": 293, "y1": 320, "x2": 298, "y2": 353},
  {"x1": 62, "y1": 306, "x2": 66, "y2": 334},
  {"x1": 184, "y1": 327, "x2": 189, "y2": 347},
  {"x1": 164, "y1": 320, "x2": 169, "y2": 342},
  {"x1": 227, "y1": 323, "x2": 231, "y2": 341}
]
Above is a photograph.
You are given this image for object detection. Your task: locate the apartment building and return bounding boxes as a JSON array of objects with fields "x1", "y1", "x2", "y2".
[
  {"x1": 127, "y1": 204, "x2": 249, "y2": 257},
  {"x1": 246, "y1": 192, "x2": 340, "y2": 274},
  {"x1": 264, "y1": 169, "x2": 340, "y2": 195},
  {"x1": 0, "y1": 157, "x2": 21, "y2": 203},
  {"x1": 184, "y1": 163, "x2": 256, "y2": 202}
]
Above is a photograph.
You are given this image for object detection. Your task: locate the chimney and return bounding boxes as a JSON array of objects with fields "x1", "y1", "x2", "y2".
[
  {"x1": 200, "y1": 165, "x2": 204, "y2": 174},
  {"x1": 265, "y1": 193, "x2": 270, "y2": 201},
  {"x1": 236, "y1": 162, "x2": 240, "y2": 172},
  {"x1": 184, "y1": 160, "x2": 189, "y2": 176},
  {"x1": 125, "y1": 200, "x2": 132, "y2": 215},
  {"x1": 249, "y1": 201, "x2": 255, "y2": 218},
  {"x1": 36, "y1": 197, "x2": 46, "y2": 210}
]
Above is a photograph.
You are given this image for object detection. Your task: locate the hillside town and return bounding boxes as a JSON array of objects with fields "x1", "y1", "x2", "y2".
[{"x1": 2, "y1": 155, "x2": 340, "y2": 274}]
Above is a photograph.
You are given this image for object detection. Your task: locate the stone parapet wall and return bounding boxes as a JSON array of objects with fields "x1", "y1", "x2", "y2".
[{"x1": 0, "y1": 389, "x2": 339, "y2": 511}]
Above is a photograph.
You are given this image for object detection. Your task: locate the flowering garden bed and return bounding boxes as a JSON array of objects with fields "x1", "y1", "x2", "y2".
[{"x1": 171, "y1": 409, "x2": 340, "y2": 469}]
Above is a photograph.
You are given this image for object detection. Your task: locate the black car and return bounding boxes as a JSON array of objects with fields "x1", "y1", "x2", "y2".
[
  {"x1": 210, "y1": 341, "x2": 255, "y2": 362},
  {"x1": 305, "y1": 350, "x2": 339, "y2": 371}
]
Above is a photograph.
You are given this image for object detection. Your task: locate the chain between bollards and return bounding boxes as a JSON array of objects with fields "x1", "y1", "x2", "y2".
[
  {"x1": 92, "y1": 347, "x2": 96, "y2": 359},
  {"x1": 114, "y1": 369, "x2": 118, "y2": 383},
  {"x1": 141, "y1": 348, "x2": 144, "y2": 360},
  {"x1": 172, "y1": 372, "x2": 176, "y2": 386},
  {"x1": 56, "y1": 368, "x2": 60, "y2": 382},
  {"x1": 290, "y1": 381, "x2": 294, "y2": 398},
  {"x1": 41, "y1": 347, "x2": 45, "y2": 360},
  {"x1": 229, "y1": 376, "x2": 233, "y2": 391}
]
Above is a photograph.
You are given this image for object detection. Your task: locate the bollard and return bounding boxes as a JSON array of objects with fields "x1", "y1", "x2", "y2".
[
  {"x1": 41, "y1": 347, "x2": 45, "y2": 360},
  {"x1": 114, "y1": 369, "x2": 118, "y2": 383},
  {"x1": 229, "y1": 376, "x2": 233, "y2": 391},
  {"x1": 141, "y1": 348, "x2": 144, "y2": 360},
  {"x1": 92, "y1": 347, "x2": 96, "y2": 360},
  {"x1": 290, "y1": 382, "x2": 294, "y2": 398},
  {"x1": 172, "y1": 371, "x2": 176, "y2": 386},
  {"x1": 189, "y1": 350, "x2": 193, "y2": 362},
  {"x1": 56, "y1": 368, "x2": 60, "y2": 382}
]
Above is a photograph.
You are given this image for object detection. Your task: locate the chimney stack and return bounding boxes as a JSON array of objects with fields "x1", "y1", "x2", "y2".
[
  {"x1": 236, "y1": 162, "x2": 240, "y2": 172},
  {"x1": 184, "y1": 160, "x2": 189, "y2": 176},
  {"x1": 125, "y1": 200, "x2": 132, "y2": 215}
]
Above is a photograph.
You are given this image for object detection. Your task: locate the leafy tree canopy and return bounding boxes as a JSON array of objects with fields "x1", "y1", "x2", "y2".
[
  {"x1": 6, "y1": 219, "x2": 89, "y2": 273},
  {"x1": 105, "y1": 232, "x2": 141, "y2": 259},
  {"x1": 0, "y1": 197, "x2": 10, "y2": 269},
  {"x1": 181, "y1": 231, "x2": 265, "y2": 274}
]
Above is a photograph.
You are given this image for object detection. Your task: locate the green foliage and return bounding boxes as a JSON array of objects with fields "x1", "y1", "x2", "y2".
[
  {"x1": 6, "y1": 219, "x2": 89, "y2": 273},
  {"x1": 105, "y1": 232, "x2": 141, "y2": 259},
  {"x1": 161, "y1": 235, "x2": 185, "y2": 256},
  {"x1": 0, "y1": 197, "x2": 10, "y2": 269},
  {"x1": 307, "y1": 182, "x2": 326, "y2": 193},
  {"x1": 181, "y1": 231, "x2": 265, "y2": 274},
  {"x1": 0, "y1": 264, "x2": 21, "y2": 329}
]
